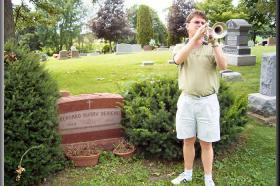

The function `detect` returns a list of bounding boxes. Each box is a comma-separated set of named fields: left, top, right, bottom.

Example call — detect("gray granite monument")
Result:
left=58, top=50, right=69, bottom=60
left=220, top=69, right=242, bottom=81
left=223, top=19, right=256, bottom=66
left=248, top=53, right=276, bottom=123
left=115, top=44, right=141, bottom=55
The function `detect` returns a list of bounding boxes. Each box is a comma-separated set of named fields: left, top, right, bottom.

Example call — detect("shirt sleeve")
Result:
left=172, top=44, right=184, bottom=65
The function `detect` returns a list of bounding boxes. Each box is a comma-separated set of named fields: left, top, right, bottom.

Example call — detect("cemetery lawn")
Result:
left=41, top=46, right=276, bottom=185
left=40, top=119, right=276, bottom=186
left=45, top=46, right=275, bottom=97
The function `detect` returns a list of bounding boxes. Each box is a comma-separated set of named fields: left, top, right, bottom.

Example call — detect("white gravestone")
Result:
left=115, top=44, right=141, bottom=55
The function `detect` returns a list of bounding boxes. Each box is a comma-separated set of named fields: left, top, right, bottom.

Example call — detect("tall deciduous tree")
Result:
left=238, top=0, right=276, bottom=43
left=4, top=0, right=59, bottom=44
left=136, top=5, right=154, bottom=46
left=90, top=0, right=132, bottom=52
left=196, top=0, right=247, bottom=23
left=56, top=0, right=84, bottom=50
left=150, top=9, right=168, bottom=46
left=167, top=0, right=194, bottom=45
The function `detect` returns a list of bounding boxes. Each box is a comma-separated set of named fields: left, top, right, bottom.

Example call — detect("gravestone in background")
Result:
left=71, top=51, right=79, bottom=58
left=142, top=61, right=154, bottom=66
left=58, top=50, right=69, bottom=60
left=248, top=53, right=276, bottom=124
left=131, top=44, right=142, bottom=52
left=156, top=47, right=169, bottom=51
left=115, top=43, right=141, bottom=54
left=220, top=70, right=242, bottom=81
left=58, top=93, right=124, bottom=150
left=222, top=19, right=256, bottom=66
left=70, top=45, right=79, bottom=58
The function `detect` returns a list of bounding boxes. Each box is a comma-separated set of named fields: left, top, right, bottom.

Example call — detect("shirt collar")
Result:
left=185, top=38, right=208, bottom=45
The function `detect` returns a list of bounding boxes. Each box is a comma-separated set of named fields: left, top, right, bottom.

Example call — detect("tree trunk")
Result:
left=4, top=0, right=15, bottom=43
left=109, top=40, right=112, bottom=53
left=252, top=31, right=256, bottom=44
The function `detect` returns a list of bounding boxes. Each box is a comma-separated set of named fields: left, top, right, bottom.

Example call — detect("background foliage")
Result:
left=136, top=5, right=154, bottom=47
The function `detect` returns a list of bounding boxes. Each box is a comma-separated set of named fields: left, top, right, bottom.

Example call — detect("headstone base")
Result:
left=61, top=137, right=123, bottom=151
left=248, top=93, right=276, bottom=117
left=220, top=71, right=242, bottom=81
left=142, top=61, right=154, bottom=66
left=61, top=128, right=124, bottom=145
left=224, top=54, right=256, bottom=66
left=247, top=112, right=276, bottom=126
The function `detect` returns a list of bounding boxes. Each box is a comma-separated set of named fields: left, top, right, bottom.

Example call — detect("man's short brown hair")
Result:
left=185, top=10, right=208, bottom=23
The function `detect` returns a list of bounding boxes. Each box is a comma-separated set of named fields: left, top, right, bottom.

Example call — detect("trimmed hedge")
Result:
left=4, top=41, right=68, bottom=185
left=121, top=78, right=248, bottom=160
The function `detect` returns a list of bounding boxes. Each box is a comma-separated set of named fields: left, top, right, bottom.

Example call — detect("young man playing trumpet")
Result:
left=171, top=10, right=227, bottom=186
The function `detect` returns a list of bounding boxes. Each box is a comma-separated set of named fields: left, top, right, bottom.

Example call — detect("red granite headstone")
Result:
left=57, top=93, right=124, bottom=150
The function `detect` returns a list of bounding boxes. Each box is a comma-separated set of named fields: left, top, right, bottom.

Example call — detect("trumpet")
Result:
left=205, top=22, right=227, bottom=40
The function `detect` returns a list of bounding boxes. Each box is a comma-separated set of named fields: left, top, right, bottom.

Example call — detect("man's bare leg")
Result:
left=183, top=137, right=196, bottom=170
left=200, top=140, right=215, bottom=186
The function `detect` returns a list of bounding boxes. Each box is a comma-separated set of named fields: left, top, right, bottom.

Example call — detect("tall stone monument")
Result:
left=223, top=19, right=256, bottom=66
left=248, top=53, right=276, bottom=124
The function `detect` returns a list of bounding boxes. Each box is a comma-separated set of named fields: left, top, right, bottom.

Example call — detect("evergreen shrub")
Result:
left=136, top=5, right=154, bottom=46
left=102, top=44, right=111, bottom=54
left=121, top=78, right=248, bottom=160
left=4, top=41, right=68, bottom=186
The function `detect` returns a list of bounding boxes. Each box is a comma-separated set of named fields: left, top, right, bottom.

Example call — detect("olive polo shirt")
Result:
left=172, top=42, right=219, bottom=97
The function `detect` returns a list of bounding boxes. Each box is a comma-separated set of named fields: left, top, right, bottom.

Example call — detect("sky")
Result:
left=12, top=0, right=239, bottom=26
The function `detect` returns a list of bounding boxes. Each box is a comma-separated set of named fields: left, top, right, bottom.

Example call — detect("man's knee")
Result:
left=184, top=137, right=196, bottom=146
left=199, top=140, right=212, bottom=150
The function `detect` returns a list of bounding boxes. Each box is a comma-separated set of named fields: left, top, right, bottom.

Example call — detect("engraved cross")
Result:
left=86, top=99, right=93, bottom=109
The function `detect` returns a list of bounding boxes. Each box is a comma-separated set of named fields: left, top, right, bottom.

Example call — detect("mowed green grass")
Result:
left=41, top=46, right=276, bottom=185
left=44, top=51, right=176, bottom=95
left=44, top=46, right=275, bottom=96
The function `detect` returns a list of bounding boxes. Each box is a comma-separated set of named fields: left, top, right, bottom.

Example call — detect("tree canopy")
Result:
left=238, top=0, right=276, bottom=43
left=196, top=0, right=247, bottom=23
left=89, top=0, right=132, bottom=51
left=167, top=0, right=195, bottom=45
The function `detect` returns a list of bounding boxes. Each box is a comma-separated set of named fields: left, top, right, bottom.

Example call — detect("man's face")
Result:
left=186, top=16, right=206, bottom=36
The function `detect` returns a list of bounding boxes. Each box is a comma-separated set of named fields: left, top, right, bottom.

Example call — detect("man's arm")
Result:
left=173, top=39, right=198, bottom=65
left=212, top=45, right=227, bottom=70
left=174, top=24, right=208, bottom=65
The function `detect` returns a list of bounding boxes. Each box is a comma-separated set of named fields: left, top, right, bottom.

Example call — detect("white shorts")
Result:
left=175, top=93, right=220, bottom=142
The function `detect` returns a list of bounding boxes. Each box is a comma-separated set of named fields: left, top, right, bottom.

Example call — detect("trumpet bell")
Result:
left=212, top=22, right=227, bottom=39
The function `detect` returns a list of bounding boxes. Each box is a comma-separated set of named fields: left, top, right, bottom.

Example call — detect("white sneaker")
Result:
left=205, top=179, right=215, bottom=186
left=171, top=172, right=192, bottom=185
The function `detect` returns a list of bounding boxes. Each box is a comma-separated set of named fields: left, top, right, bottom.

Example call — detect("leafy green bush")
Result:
left=4, top=41, right=68, bottom=186
left=121, top=78, right=248, bottom=160
left=102, top=44, right=111, bottom=54
left=217, top=81, right=248, bottom=149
